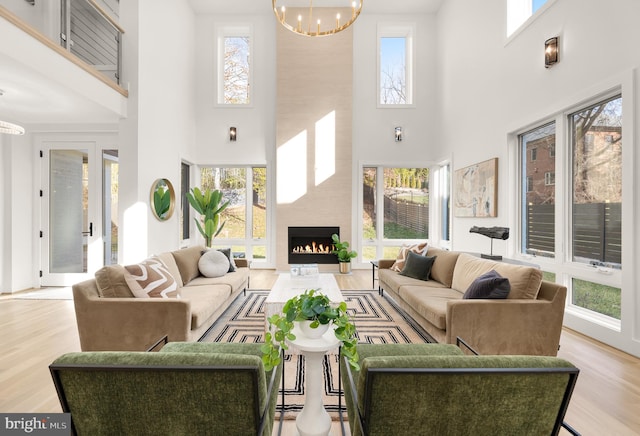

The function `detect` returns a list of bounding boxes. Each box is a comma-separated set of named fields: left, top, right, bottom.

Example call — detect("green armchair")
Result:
left=340, top=343, right=579, bottom=436
left=50, top=342, right=282, bottom=436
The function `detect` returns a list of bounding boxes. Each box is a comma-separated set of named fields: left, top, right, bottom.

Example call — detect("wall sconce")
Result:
left=229, top=127, right=237, bottom=142
left=545, top=37, right=559, bottom=68
left=394, top=126, right=403, bottom=142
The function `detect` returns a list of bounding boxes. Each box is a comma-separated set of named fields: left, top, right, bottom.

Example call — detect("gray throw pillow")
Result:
left=399, top=251, right=436, bottom=281
left=217, top=248, right=237, bottom=272
left=198, top=249, right=230, bottom=278
left=463, top=270, right=511, bottom=299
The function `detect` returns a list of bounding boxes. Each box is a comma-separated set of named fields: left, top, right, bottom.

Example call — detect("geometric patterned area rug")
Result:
left=199, top=289, right=435, bottom=419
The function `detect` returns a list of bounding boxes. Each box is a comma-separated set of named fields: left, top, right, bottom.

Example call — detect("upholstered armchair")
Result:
left=340, top=343, right=580, bottom=436
left=50, top=342, right=282, bottom=436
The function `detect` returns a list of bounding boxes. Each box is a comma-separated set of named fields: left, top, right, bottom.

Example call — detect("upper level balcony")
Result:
left=0, top=0, right=127, bottom=126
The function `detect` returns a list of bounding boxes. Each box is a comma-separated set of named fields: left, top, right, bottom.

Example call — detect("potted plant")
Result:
left=331, top=233, right=357, bottom=274
left=186, top=187, right=230, bottom=247
left=261, top=289, right=359, bottom=371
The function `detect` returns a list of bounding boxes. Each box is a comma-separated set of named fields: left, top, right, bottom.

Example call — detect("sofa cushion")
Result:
left=217, top=248, right=237, bottom=272
left=452, top=253, right=542, bottom=300
left=94, top=264, right=134, bottom=298
left=124, top=257, right=179, bottom=298
left=399, top=252, right=436, bottom=281
left=188, top=268, right=248, bottom=291
left=198, top=249, right=230, bottom=278
left=379, top=269, right=448, bottom=292
left=180, top=285, right=232, bottom=329
left=426, top=248, right=460, bottom=287
left=391, top=242, right=428, bottom=272
left=398, top=286, right=463, bottom=330
left=463, top=270, right=511, bottom=299
left=171, top=245, right=205, bottom=285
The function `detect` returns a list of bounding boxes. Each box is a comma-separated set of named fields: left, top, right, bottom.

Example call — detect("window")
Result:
left=549, top=144, right=555, bottom=158
left=217, top=26, right=252, bottom=105
left=362, top=166, right=429, bottom=260
left=507, top=0, right=552, bottom=37
left=378, top=24, right=414, bottom=106
left=570, top=96, right=622, bottom=268
left=544, top=172, right=555, bottom=185
left=200, top=166, right=268, bottom=261
left=180, top=162, right=190, bottom=241
left=519, top=122, right=555, bottom=258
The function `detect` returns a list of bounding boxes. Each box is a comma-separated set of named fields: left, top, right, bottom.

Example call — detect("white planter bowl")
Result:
left=298, top=320, right=330, bottom=339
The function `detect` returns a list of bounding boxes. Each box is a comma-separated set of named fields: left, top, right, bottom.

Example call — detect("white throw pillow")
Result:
left=198, top=249, right=230, bottom=278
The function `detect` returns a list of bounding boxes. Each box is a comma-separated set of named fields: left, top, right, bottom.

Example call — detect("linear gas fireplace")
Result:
left=288, top=226, right=339, bottom=264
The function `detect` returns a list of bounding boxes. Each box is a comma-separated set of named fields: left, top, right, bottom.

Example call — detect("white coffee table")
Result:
left=264, top=273, right=343, bottom=322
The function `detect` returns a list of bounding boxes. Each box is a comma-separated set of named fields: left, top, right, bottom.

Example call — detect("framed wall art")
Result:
left=454, top=158, right=498, bottom=217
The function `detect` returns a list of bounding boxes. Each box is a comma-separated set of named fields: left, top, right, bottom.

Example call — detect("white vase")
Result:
left=298, top=320, right=330, bottom=339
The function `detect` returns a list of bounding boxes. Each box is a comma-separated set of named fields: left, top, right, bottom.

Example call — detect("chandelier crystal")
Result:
left=273, top=0, right=363, bottom=37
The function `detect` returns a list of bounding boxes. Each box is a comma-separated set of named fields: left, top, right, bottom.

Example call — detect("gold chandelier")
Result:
left=272, top=0, right=363, bottom=37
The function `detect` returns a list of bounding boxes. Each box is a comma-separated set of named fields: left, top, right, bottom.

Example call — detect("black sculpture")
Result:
left=469, top=226, right=509, bottom=260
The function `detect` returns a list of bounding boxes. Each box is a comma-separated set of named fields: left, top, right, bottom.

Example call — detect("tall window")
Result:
left=378, top=24, right=414, bottom=106
left=200, top=167, right=267, bottom=261
left=519, top=122, right=556, bottom=258
left=217, top=26, right=252, bottom=105
left=570, top=95, right=622, bottom=319
left=362, top=167, right=429, bottom=260
left=180, top=162, right=190, bottom=241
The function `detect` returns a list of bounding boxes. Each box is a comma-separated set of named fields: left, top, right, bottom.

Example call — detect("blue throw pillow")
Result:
left=463, top=270, right=511, bottom=299
left=399, top=251, right=436, bottom=281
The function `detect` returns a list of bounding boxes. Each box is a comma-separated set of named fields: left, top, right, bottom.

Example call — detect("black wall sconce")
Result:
left=394, top=126, right=403, bottom=142
left=545, top=37, right=559, bottom=68
left=229, top=127, right=237, bottom=141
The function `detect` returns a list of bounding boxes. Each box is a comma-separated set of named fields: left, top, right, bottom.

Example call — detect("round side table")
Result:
left=288, top=324, right=340, bottom=436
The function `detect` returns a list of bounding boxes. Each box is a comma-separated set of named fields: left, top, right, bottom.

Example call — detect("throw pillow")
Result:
left=399, top=251, right=436, bottom=281
left=216, top=247, right=237, bottom=272
left=198, top=249, right=230, bottom=278
left=171, top=245, right=205, bottom=284
left=94, top=264, right=134, bottom=298
left=391, top=242, right=429, bottom=272
left=463, top=270, right=511, bottom=299
left=124, top=257, right=179, bottom=298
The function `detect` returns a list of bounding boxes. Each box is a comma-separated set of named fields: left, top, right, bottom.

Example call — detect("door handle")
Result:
left=82, top=222, right=93, bottom=237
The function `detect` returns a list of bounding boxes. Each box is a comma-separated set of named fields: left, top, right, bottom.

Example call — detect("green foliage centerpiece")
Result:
left=262, top=289, right=359, bottom=371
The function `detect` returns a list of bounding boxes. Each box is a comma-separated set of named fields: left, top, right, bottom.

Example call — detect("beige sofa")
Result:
left=72, top=245, right=249, bottom=351
left=378, top=248, right=567, bottom=356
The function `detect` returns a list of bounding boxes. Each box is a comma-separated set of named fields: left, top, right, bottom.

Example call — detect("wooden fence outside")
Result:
left=526, top=202, right=621, bottom=264
left=384, top=195, right=429, bottom=235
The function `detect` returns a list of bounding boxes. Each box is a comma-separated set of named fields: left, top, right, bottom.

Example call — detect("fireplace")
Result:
left=288, top=226, right=339, bottom=264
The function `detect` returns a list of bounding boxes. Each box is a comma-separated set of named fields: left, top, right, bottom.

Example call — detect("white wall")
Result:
left=118, top=0, right=197, bottom=261
left=353, top=14, right=438, bottom=165
left=193, top=14, right=276, bottom=166
left=437, top=0, right=640, bottom=356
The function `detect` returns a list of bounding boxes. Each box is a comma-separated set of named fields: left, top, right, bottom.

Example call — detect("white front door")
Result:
left=40, top=143, right=118, bottom=286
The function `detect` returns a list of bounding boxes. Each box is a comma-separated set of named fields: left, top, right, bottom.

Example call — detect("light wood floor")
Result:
left=1, top=269, right=639, bottom=435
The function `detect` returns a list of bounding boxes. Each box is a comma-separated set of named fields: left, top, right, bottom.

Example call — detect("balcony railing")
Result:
left=0, top=0, right=124, bottom=91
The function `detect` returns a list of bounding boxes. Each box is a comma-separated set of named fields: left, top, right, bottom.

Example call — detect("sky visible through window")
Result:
left=380, top=37, right=406, bottom=104
left=533, top=0, right=547, bottom=13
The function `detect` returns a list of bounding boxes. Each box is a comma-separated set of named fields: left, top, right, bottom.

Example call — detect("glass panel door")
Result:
left=41, top=144, right=108, bottom=286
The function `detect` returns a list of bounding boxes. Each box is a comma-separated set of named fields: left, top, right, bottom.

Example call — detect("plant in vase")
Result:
left=186, top=187, right=230, bottom=247
left=261, top=289, right=359, bottom=371
left=331, top=233, right=357, bottom=274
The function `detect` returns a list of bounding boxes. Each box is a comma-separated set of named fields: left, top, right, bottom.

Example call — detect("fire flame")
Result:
left=292, top=241, right=333, bottom=254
